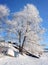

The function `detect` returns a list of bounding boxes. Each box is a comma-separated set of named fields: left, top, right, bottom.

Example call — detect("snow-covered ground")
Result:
left=0, top=52, right=48, bottom=65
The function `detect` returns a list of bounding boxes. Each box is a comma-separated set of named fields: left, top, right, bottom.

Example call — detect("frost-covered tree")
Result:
left=5, top=4, right=45, bottom=55
left=0, top=5, right=10, bottom=40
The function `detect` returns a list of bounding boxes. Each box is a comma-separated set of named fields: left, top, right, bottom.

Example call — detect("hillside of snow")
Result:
left=0, top=53, right=48, bottom=65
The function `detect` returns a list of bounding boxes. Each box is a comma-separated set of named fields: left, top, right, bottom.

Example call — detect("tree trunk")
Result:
left=18, top=29, right=27, bottom=54
left=18, top=31, right=23, bottom=54
left=19, top=36, right=26, bottom=55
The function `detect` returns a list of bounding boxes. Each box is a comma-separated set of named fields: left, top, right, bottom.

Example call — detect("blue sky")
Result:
left=0, top=0, right=48, bottom=48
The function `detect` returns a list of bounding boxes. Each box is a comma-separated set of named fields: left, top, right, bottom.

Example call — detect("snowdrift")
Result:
left=0, top=53, right=48, bottom=65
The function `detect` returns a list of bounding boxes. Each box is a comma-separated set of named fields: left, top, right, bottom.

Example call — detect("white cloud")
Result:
left=0, top=5, right=10, bottom=18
